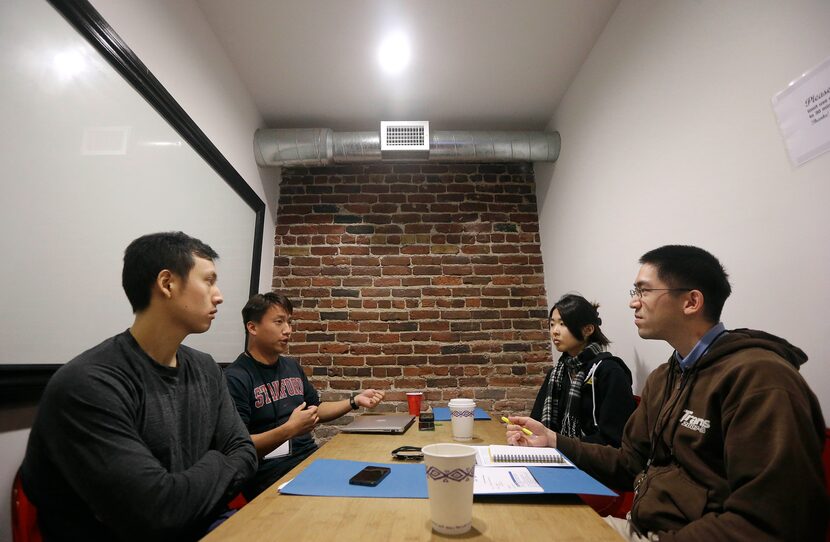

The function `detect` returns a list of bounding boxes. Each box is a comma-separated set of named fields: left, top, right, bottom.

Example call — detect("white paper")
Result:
left=264, top=440, right=290, bottom=460
left=473, top=467, right=543, bottom=494
left=772, top=55, right=830, bottom=166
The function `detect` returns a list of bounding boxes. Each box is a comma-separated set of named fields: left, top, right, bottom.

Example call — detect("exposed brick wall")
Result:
left=273, top=162, right=551, bottom=441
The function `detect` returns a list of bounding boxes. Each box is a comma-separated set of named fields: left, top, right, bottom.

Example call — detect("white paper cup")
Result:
left=422, top=443, right=476, bottom=535
left=448, top=398, right=476, bottom=441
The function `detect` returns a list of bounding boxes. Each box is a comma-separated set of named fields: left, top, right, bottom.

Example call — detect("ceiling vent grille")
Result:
left=380, top=121, right=429, bottom=152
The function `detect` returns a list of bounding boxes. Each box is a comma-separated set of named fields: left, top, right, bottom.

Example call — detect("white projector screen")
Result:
left=0, top=0, right=264, bottom=381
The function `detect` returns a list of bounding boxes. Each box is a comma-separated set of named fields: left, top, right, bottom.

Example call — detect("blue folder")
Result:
left=526, top=466, right=616, bottom=496
left=432, top=407, right=491, bottom=421
left=280, top=459, right=427, bottom=498
left=279, top=459, right=616, bottom=498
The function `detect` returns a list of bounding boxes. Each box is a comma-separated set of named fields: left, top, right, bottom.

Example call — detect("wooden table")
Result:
left=204, top=417, right=623, bottom=541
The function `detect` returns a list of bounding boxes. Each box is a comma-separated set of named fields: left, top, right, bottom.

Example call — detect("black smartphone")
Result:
left=348, top=466, right=391, bottom=487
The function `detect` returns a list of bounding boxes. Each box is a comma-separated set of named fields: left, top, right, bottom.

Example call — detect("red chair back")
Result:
left=823, top=428, right=830, bottom=542
left=579, top=493, right=628, bottom=518
left=227, top=492, right=248, bottom=510
left=12, top=469, right=42, bottom=542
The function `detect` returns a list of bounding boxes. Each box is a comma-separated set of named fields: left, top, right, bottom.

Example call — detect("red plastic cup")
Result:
left=406, top=392, right=423, bottom=415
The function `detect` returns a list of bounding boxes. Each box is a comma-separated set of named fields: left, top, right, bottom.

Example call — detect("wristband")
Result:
left=349, top=395, right=359, bottom=410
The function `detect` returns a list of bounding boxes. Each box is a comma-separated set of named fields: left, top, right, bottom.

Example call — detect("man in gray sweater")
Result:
left=21, top=232, right=257, bottom=541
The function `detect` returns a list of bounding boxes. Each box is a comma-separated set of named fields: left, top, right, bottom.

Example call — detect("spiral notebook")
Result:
left=474, top=445, right=575, bottom=468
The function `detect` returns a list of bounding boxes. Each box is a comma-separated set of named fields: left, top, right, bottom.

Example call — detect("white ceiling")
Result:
left=196, top=0, right=620, bottom=132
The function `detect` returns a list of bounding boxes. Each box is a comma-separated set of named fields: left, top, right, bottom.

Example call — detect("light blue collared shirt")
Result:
left=674, top=322, right=726, bottom=371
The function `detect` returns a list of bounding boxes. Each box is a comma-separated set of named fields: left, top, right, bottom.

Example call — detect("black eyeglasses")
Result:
left=629, top=287, right=692, bottom=299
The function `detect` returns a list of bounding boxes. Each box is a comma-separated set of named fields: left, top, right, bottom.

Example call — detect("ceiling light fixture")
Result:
left=52, top=49, right=87, bottom=80
left=378, top=32, right=411, bottom=75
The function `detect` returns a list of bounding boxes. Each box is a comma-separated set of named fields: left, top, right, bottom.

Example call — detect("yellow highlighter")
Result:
left=501, top=416, right=533, bottom=436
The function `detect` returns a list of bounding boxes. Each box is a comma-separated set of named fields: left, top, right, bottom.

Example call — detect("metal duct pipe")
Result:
left=254, top=128, right=560, bottom=166
left=333, top=131, right=381, bottom=162
left=253, top=128, right=333, bottom=167
left=429, top=131, right=560, bottom=162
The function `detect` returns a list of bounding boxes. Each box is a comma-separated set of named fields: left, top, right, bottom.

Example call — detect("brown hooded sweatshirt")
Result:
left=557, top=329, right=828, bottom=541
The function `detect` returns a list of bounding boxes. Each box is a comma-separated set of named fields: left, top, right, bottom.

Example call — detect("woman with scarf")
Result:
left=530, top=294, right=636, bottom=447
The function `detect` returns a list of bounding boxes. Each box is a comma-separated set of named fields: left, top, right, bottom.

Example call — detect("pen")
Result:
left=501, top=416, right=533, bottom=436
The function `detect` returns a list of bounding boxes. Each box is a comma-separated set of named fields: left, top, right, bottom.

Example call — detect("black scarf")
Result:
left=541, top=342, right=604, bottom=437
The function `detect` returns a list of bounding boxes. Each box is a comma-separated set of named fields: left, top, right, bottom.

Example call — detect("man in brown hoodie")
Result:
left=507, top=245, right=828, bottom=541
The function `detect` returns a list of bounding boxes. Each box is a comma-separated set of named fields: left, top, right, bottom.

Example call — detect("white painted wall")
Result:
left=0, top=1, right=277, bottom=539
left=536, top=0, right=830, bottom=418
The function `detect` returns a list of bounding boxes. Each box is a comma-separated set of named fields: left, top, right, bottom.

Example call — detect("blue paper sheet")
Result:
left=432, top=407, right=491, bottom=421
left=279, top=459, right=616, bottom=498
left=280, top=459, right=428, bottom=498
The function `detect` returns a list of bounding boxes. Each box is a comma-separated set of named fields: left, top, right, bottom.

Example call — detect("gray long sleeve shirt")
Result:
left=21, top=330, right=257, bottom=541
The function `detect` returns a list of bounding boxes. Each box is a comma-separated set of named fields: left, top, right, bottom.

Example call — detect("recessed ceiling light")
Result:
left=378, top=32, right=411, bottom=75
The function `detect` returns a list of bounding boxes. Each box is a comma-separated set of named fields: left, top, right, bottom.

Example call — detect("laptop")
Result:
left=340, top=413, right=416, bottom=434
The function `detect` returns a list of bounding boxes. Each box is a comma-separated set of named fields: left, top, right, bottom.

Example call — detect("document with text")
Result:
left=474, top=467, right=544, bottom=494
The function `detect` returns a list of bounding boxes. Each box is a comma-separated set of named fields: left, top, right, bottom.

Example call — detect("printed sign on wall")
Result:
left=772, top=56, right=830, bottom=167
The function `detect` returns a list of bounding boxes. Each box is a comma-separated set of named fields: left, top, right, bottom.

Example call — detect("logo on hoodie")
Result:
left=679, top=409, right=711, bottom=434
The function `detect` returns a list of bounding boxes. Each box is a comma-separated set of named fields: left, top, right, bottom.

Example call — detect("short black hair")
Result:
left=550, top=293, right=610, bottom=346
left=122, top=232, right=218, bottom=313
left=242, top=292, right=294, bottom=334
left=639, top=245, right=732, bottom=322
